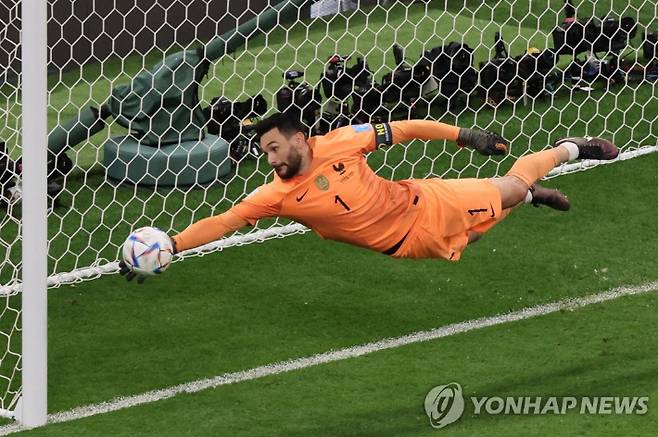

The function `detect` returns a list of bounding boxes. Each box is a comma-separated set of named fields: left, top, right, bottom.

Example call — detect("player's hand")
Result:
left=457, top=128, right=508, bottom=156
left=118, top=260, right=147, bottom=284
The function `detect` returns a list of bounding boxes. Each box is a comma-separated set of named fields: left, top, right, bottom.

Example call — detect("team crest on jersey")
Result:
left=315, top=174, right=330, bottom=191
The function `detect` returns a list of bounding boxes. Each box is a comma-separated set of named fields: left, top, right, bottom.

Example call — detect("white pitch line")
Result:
left=1, top=280, right=656, bottom=435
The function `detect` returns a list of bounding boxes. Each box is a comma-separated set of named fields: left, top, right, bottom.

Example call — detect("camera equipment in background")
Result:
left=1, top=141, right=73, bottom=211
left=552, top=0, right=637, bottom=86
left=0, top=141, right=19, bottom=210
left=315, top=42, right=481, bottom=126
left=344, top=56, right=388, bottom=124
left=418, top=41, right=478, bottom=110
left=479, top=32, right=560, bottom=106
left=275, top=70, right=323, bottom=134
left=319, top=55, right=362, bottom=133
left=205, top=94, right=268, bottom=163
left=643, top=29, right=658, bottom=80
left=380, top=44, right=438, bottom=118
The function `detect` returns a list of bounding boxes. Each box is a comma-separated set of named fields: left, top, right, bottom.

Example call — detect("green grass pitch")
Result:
left=1, top=0, right=658, bottom=434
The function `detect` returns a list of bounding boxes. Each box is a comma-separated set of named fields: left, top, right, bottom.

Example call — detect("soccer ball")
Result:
left=122, top=226, right=174, bottom=275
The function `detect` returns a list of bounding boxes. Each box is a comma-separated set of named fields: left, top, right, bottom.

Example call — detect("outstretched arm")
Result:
left=389, top=120, right=460, bottom=143
left=169, top=183, right=281, bottom=253
left=387, top=120, right=508, bottom=155
left=171, top=210, right=248, bottom=253
left=118, top=211, right=249, bottom=282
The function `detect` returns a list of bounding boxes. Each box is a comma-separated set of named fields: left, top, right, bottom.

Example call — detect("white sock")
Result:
left=560, top=141, right=579, bottom=161
left=524, top=190, right=533, bottom=204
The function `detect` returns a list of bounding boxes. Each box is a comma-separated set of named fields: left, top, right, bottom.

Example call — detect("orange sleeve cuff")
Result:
left=171, top=211, right=248, bottom=252
left=389, top=120, right=460, bottom=143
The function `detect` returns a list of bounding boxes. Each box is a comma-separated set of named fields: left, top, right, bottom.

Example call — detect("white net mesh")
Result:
left=0, top=0, right=657, bottom=415
left=0, top=0, right=23, bottom=416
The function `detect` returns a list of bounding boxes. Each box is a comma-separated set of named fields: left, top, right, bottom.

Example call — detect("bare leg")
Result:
left=489, top=145, right=571, bottom=209
left=488, top=176, right=529, bottom=209
left=470, top=138, right=618, bottom=243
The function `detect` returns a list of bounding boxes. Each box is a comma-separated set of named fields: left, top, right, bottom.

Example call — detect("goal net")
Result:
left=0, top=0, right=657, bottom=419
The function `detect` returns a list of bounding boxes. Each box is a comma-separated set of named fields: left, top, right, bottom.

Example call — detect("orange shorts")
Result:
left=392, top=178, right=503, bottom=261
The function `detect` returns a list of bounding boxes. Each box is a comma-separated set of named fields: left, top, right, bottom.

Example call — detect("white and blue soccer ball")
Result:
left=122, top=226, right=174, bottom=275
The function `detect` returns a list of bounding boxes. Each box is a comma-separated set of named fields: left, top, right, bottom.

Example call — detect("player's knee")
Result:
left=507, top=176, right=529, bottom=204
left=491, top=176, right=528, bottom=209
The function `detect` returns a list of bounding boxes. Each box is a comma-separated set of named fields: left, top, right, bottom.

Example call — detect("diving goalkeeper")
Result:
left=120, top=112, right=618, bottom=279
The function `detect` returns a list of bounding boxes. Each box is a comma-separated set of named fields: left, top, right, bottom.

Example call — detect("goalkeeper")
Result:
left=121, top=112, right=618, bottom=278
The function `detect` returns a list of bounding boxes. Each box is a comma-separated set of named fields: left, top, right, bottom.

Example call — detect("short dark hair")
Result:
left=255, top=112, right=306, bottom=138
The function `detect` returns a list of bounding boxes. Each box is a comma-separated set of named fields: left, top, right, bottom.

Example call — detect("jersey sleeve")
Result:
left=312, top=123, right=394, bottom=156
left=389, top=120, right=460, bottom=143
left=230, top=183, right=282, bottom=226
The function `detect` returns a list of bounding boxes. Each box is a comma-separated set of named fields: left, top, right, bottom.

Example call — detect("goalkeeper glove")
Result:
left=118, top=260, right=148, bottom=284
left=457, top=128, right=508, bottom=156
left=118, top=237, right=177, bottom=284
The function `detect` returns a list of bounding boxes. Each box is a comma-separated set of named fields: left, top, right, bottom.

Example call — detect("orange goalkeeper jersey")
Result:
left=231, top=123, right=425, bottom=253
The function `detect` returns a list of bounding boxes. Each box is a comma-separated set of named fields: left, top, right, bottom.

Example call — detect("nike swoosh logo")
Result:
left=490, top=203, right=495, bottom=218
left=296, top=189, right=309, bottom=202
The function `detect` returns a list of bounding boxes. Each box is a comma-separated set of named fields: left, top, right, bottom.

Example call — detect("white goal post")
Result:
left=18, top=0, right=48, bottom=428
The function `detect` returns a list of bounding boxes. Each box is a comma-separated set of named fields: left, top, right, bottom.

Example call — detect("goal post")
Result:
left=1, top=0, right=657, bottom=426
left=19, top=0, right=48, bottom=427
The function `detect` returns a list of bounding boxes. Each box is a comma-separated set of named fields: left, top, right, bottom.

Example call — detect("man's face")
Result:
left=259, top=128, right=305, bottom=179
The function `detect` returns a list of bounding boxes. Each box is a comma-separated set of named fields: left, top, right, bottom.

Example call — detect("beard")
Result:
left=274, top=148, right=303, bottom=179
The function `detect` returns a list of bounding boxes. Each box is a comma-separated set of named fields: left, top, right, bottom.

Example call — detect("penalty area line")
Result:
left=2, top=280, right=657, bottom=434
